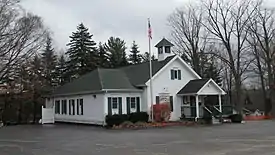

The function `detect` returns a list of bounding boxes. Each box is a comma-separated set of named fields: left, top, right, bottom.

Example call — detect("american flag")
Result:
left=148, top=18, right=152, bottom=39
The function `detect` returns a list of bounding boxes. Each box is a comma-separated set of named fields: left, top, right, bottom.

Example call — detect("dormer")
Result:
left=155, top=38, right=174, bottom=61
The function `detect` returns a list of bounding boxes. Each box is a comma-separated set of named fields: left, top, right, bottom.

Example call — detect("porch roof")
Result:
left=177, top=78, right=226, bottom=96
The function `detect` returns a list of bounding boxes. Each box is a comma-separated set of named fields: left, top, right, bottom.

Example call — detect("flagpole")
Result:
left=148, top=18, right=154, bottom=122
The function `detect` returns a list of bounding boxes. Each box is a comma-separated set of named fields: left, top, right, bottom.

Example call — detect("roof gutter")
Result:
left=102, top=89, right=143, bottom=92
left=47, top=90, right=105, bottom=98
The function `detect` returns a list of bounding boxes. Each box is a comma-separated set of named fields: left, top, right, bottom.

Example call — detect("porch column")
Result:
left=195, top=95, right=199, bottom=121
left=218, top=94, right=222, bottom=113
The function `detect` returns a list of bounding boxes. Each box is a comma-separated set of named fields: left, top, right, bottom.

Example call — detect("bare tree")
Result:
left=168, top=4, right=208, bottom=76
left=201, top=0, right=259, bottom=113
left=0, top=0, right=47, bottom=83
left=247, top=3, right=275, bottom=115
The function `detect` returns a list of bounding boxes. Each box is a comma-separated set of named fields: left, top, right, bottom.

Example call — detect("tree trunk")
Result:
left=17, top=100, right=22, bottom=124
left=234, top=76, right=243, bottom=114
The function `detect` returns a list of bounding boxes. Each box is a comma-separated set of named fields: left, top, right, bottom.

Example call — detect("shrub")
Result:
left=105, top=114, right=128, bottom=127
left=229, top=114, right=243, bottom=123
left=151, top=103, right=171, bottom=122
left=105, top=112, right=149, bottom=127
left=129, top=112, right=149, bottom=123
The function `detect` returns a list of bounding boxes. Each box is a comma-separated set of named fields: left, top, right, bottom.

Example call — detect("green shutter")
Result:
left=178, top=70, right=181, bottom=80
left=72, top=101, right=75, bottom=115
left=77, top=99, right=79, bottom=115
left=170, top=96, right=174, bottom=112
left=126, top=97, right=131, bottom=114
left=108, top=97, right=112, bottom=115
left=156, top=96, right=160, bottom=104
left=118, top=97, right=122, bottom=114
left=171, top=70, right=174, bottom=80
left=80, top=99, right=83, bottom=115
left=69, top=101, right=71, bottom=115
left=136, top=97, right=140, bottom=112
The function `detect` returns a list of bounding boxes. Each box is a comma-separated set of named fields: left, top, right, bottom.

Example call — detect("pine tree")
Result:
left=98, top=42, right=109, bottom=68
left=129, top=41, right=142, bottom=64
left=105, top=37, right=128, bottom=68
left=41, top=35, right=57, bottom=88
left=29, top=55, right=44, bottom=123
left=66, top=23, right=98, bottom=78
left=141, top=52, right=157, bottom=62
left=56, top=54, right=68, bottom=85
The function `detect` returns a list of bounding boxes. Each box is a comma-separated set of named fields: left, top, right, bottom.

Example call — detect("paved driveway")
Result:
left=0, top=121, right=275, bottom=155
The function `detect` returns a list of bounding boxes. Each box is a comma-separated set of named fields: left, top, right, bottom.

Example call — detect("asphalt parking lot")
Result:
left=0, top=120, right=275, bottom=155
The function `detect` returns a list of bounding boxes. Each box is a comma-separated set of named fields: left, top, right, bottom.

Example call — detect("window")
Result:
left=108, top=97, right=122, bottom=115
left=61, top=100, right=67, bottom=114
left=165, top=46, right=171, bottom=53
left=171, top=69, right=181, bottom=80
left=55, top=100, right=60, bottom=114
left=158, top=47, right=163, bottom=54
left=126, top=97, right=140, bottom=114
left=112, top=98, right=118, bottom=109
left=130, top=97, right=136, bottom=109
left=69, top=99, right=75, bottom=115
left=77, top=99, right=84, bottom=115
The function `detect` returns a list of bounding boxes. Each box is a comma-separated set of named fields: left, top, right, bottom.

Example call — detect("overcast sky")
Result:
left=21, top=0, right=275, bottom=56
left=20, top=0, right=191, bottom=56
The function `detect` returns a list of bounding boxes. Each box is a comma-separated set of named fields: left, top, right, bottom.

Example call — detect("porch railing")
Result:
left=181, top=106, right=197, bottom=118
left=214, top=105, right=234, bottom=116
left=181, top=105, right=234, bottom=120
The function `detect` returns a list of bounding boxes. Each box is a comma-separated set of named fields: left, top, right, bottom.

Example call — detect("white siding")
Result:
left=141, top=88, right=148, bottom=112
left=145, top=58, right=199, bottom=121
left=53, top=94, right=105, bottom=125
left=104, top=92, right=142, bottom=115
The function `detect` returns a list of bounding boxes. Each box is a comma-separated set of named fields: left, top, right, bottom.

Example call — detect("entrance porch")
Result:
left=177, top=79, right=226, bottom=122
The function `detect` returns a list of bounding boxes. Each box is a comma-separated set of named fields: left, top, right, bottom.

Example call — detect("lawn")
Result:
left=0, top=120, right=275, bottom=155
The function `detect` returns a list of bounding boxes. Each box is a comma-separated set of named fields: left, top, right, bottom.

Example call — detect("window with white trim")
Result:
left=61, top=99, right=67, bottom=114
left=69, top=99, right=75, bottom=115
left=165, top=46, right=171, bottom=53
left=112, top=97, right=118, bottom=109
left=158, top=47, right=163, bottom=54
left=55, top=100, right=60, bottom=114
left=130, top=97, right=136, bottom=109
left=171, top=69, right=181, bottom=80
left=77, top=98, right=84, bottom=115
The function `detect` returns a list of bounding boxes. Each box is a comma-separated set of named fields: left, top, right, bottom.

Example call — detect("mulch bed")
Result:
left=244, top=115, right=273, bottom=121
left=111, top=121, right=200, bottom=130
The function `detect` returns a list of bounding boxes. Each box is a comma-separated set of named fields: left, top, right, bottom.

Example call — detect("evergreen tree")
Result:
left=129, top=41, right=142, bottom=64
left=105, top=37, right=128, bottom=68
left=66, top=23, right=98, bottom=78
left=56, top=54, right=68, bottom=85
left=141, top=52, right=157, bottom=62
left=98, top=42, right=109, bottom=68
left=41, top=35, right=57, bottom=88
left=29, top=55, right=44, bottom=123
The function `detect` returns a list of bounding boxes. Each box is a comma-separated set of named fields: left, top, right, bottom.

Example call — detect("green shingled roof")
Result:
left=121, top=55, right=175, bottom=86
left=177, top=79, right=210, bottom=94
left=98, top=69, right=137, bottom=90
left=53, top=69, right=102, bottom=96
left=52, top=56, right=176, bottom=96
